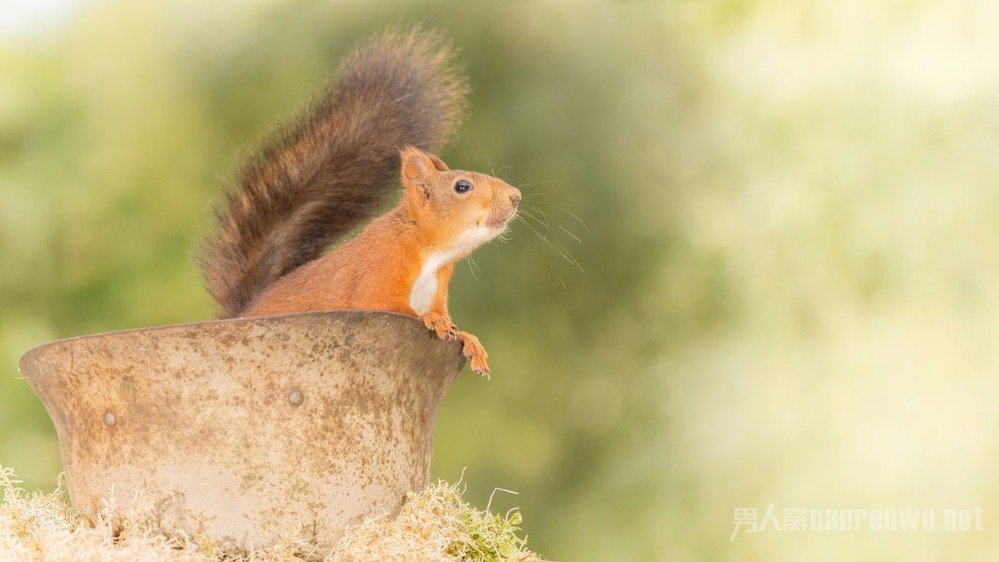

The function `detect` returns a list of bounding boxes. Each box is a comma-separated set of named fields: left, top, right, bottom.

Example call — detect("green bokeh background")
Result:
left=2, top=1, right=998, bottom=560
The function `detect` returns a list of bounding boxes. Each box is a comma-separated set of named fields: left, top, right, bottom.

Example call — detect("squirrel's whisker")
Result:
left=519, top=208, right=551, bottom=230
left=556, top=224, right=582, bottom=244
left=465, top=252, right=480, bottom=281
left=520, top=206, right=583, bottom=246
left=516, top=212, right=583, bottom=272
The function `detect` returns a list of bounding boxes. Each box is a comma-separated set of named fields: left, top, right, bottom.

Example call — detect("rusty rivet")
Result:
left=288, top=389, right=304, bottom=406
left=103, top=411, right=116, bottom=427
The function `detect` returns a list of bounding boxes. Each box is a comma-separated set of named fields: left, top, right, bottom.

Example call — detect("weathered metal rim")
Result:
left=17, top=310, right=460, bottom=373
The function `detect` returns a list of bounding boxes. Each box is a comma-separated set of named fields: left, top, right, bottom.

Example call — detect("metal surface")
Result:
left=18, top=311, right=465, bottom=551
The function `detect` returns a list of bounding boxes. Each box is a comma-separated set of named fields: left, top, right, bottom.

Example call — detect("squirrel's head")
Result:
left=400, top=146, right=521, bottom=255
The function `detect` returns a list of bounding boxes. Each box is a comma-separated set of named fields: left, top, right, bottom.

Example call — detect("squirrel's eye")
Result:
left=454, top=179, right=472, bottom=194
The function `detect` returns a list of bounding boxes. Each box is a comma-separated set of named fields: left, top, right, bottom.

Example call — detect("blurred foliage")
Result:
left=2, top=1, right=998, bottom=560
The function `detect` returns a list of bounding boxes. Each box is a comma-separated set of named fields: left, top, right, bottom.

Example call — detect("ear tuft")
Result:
left=428, top=154, right=449, bottom=172
left=401, top=146, right=446, bottom=185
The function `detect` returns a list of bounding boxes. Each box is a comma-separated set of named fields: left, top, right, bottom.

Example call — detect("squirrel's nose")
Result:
left=509, top=190, right=522, bottom=206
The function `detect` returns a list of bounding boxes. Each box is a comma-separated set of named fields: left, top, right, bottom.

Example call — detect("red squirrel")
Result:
left=198, top=30, right=519, bottom=376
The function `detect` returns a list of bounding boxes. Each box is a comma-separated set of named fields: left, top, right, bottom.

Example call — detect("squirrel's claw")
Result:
left=457, top=331, right=490, bottom=378
left=421, top=312, right=458, bottom=341
left=421, top=314, right=490, bottom=377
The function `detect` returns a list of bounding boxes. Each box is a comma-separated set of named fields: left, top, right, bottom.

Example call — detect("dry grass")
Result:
left=0, top=467, right=543, bottom=562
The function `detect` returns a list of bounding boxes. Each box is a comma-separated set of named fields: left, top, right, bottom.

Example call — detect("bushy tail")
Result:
left=198, top=29, right=468, bottom=317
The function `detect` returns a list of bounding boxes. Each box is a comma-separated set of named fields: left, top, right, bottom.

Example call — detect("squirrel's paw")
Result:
left=457, top=331, right=490, bottom=378
left=421, top=312, right=458, bottom=341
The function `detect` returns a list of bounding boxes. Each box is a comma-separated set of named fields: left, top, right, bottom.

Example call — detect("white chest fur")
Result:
left=409, top=251, right=453, bottom=314
left=408, top=226, right=494, bottom=315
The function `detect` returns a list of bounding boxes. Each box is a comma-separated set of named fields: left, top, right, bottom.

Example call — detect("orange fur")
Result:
left=246, top=147, right=521, bottom=376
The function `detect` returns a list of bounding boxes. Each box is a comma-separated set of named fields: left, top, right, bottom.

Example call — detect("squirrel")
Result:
left=197, top=29, right=520, bottom=376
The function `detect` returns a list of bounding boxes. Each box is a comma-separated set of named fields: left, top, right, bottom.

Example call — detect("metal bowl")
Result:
left=17, top=311, right=464, bottom=551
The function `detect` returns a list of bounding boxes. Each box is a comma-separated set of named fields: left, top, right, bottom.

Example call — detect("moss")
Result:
left=0, top=467, right=543, bottom=561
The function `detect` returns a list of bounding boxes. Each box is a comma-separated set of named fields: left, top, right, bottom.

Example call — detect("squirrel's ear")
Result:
left=400, top=147, right=446, bottom=194
left=427, top=153, right=449, bottom=172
